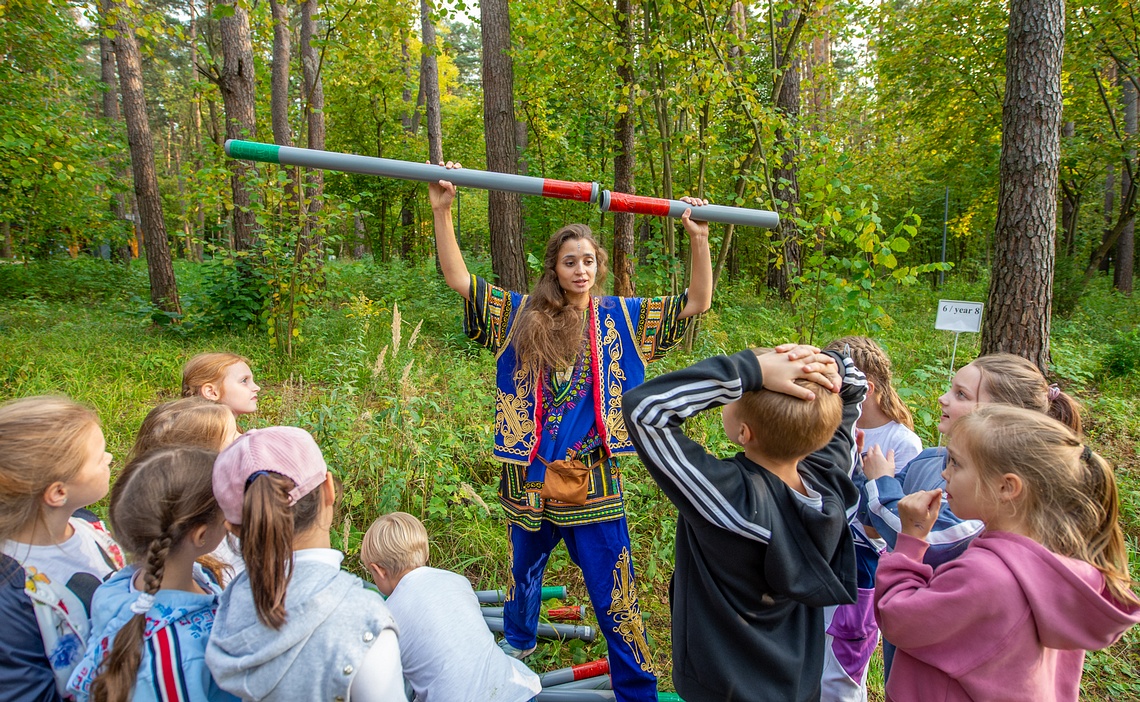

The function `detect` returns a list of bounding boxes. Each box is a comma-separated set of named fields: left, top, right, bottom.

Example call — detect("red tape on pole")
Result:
left=541, top=179, right=596, bottom=202
left=573, top=659, right=610, bottom=681
left=603, top=192, right=672, bottom=216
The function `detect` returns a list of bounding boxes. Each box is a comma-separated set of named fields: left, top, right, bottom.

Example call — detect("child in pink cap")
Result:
left=206, top=427, right=409, bottom=702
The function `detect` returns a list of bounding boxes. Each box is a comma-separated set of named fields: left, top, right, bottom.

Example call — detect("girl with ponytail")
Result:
left=205, top=427, right=407, bottom=702
left=67, top=447, right=235, bottom=702
left=876, top=405, right=1139, bottom=701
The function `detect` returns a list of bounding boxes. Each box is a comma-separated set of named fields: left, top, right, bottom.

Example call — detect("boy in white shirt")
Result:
left=362, top=513, right=541, bottom=702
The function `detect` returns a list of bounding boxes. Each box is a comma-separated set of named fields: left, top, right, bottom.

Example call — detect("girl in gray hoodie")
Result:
left=206, top=426, right=408, bottom=702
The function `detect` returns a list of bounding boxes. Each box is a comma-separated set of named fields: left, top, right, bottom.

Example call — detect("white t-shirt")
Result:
left=386, top=567, right=541, bottom=702
left=861, top=421, right=923, bottom=473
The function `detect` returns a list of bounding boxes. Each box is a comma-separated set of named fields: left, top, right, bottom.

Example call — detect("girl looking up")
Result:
left=0, top=396, right=125, bottom=701
left=181, top=353, right=260, bottom=416
left=205, top=427, right=407, bottom=702
left=430, top=163, right=714, bottom=702
left=67, top=447, right=237, bottom=702
left=862, top=353, right=1082, bottom=567
left=875, top=405, right=1139, bottom=702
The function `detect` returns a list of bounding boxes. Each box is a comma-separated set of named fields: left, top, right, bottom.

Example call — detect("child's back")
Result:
left=624, top=348, right=867, bottom=702
left=385, top=566, right=540, bottom=702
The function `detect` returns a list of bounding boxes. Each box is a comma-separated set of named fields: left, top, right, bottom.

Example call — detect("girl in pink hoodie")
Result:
left=875, top=405, right=1140, bottom=702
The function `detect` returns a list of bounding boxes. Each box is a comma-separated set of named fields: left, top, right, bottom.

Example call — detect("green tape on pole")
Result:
left=541, top=586, right=567, bottom=600
left=657, top=693, right=684, bottom=702
left=226, top=139, right=281, bottom=164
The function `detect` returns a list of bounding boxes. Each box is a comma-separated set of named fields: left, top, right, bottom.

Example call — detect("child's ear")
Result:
left=367, top=562, right=385, bottom=582
left=997, top=473, right=1024, bottom=503
left=865, top=378, right=877, bottom=398
left=321, top=472, right=336, bottom=506
left=200, top=383, right=221, bottom=401
left=224, top=520, right=240, bottom=537
left=189, top=523, right=211, bottom=549
left=738, top=421, right=754, bottom=446
left=43, top=481, right=68, bottom=508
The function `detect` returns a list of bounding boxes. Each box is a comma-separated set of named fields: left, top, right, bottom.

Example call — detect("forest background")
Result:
left=1, top=0, right=1139, bottom=697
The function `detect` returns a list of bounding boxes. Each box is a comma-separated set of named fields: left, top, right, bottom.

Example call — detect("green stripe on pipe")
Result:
left=542, top=586, right=567, bottom=600
left=225, top=139, right=282, bottom=164
left=657, top=694, right=684, bottom=701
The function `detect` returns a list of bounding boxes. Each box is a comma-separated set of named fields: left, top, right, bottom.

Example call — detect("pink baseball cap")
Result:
left=213, top=426, right=329, bottom=525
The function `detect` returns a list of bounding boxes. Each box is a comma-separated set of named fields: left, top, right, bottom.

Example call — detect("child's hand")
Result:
left=428, top=160, right=460, bottom=211
left=754, top=348, right=839, bottom=400
left=862, top=444, right=896, bottom=480
left=898, top=489, right=942, bottom=540
left=773, top=343, right=841, bottom=392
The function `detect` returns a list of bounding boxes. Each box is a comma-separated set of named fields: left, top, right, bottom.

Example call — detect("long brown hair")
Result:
left=92, top=448, right=223, bottom=702
left=827, top=336, right=914, bottom=429
left=237, top=472, right=328, bottom=629
left=110, top=398, right=233, bottom=519
left=0, top=396, right=99, bottom=544
left=181, top=352, right=248, bottom=398
left=952, top=406, right=1137, bottom=606
left=512, top=224, right=609, bottom=374
left=970, top=353, right=1082, bottom=434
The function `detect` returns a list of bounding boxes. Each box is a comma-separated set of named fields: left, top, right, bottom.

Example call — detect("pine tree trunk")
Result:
left=104, top=0, right=181, bottom=314
left=301, top=0, right=325, bottom=253
left=611, top=0, right=636, bottom=297
left=1116, top=77, right=1135, bottom=293
left=218, top=0, right=258, bottom=251
left=980, top=0, right=1064, bottom=372
left=481, top=0, right=527, bottom=292
left=99, top=25, right=132, bottom=265
left=421, top=0, right=443, bottom=164
left=767, top=7, right=802, bottom=300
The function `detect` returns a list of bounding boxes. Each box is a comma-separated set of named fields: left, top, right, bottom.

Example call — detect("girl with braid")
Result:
left=430, top=165, right=714, bottom=702
left=67, top=447, right=236, bottom=702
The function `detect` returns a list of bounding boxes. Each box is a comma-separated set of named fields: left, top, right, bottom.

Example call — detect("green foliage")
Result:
left=0, top=258, right=145, bottom=303
left=1101, top=328, right=1140, bottom=379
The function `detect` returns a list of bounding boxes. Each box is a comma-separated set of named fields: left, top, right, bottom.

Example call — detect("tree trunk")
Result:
left=301, top=0, right=325, bottom=253
left=767, top=5, right=802, bottom=300
left=187, top=2, right=204, bottom=258
left=1116, top=77, right=1135, bottom=293
left=1060, top=122, right=1078, bottom=256
left=1, top=221, right=11, bottom=259
left=1101, top=163, right=1115, bottom=272
left=481, top=0, right=527, bottom=292
left=269, top=0, right=293, bottom=148
left=99, top=24, right=133, bottom=265
left=980, top=0, right=1064, bottom=372
left=104, top=0, right=181, bottom=315
left=421, top=0, right=443, bottom=163
left=610, top=0, right=636, bottom=297
left=218, top=0, right=258, bottom=251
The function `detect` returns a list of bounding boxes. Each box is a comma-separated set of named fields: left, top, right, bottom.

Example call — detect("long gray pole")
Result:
left=482, top=616, right=596, bottom=642
left=225, top=140, right=781, bottom=229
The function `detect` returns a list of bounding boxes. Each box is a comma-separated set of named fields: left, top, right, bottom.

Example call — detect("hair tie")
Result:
left=1048, top=384, right=1061, bottom=402
left=130, top=592, right=156, bottom=615
left=1080, top=445, right=1092, bottom=462
left=244, top=470, right=273, bottom=491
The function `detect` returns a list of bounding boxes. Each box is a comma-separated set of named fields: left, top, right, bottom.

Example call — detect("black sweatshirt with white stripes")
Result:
left=624, top=349, right=866, bottom=702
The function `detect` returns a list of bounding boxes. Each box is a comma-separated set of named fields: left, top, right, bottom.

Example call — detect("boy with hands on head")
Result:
left=624, top=344, right=867, bottom=702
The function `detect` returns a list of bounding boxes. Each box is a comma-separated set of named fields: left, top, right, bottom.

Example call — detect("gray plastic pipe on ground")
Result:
left=483, top=616, right=596, bottom=642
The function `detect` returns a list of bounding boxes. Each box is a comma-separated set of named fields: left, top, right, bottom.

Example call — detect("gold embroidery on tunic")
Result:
left=602, top=316, right=629, bottom=442
left=497, top=368, right=535, bottom=449
left=607, top=547, right=654, bottom=673
left=505, top=525, right=516, bottom=602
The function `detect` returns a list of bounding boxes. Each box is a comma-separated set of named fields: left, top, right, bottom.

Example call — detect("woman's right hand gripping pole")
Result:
left=429, top=160, right=471, bottom=299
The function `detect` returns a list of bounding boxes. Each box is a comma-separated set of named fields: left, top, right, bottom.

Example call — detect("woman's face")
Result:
left=554, top=238, right=597, bottom=302
left=937, top=363, right=989, bottom=435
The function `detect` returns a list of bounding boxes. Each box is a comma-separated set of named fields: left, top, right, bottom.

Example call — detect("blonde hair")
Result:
left=181, top=352, right=249, bottom=398
left=735, top=380, right=843, bottom=462
left=951, top=405, right=1137, bottom=606
left=361, top=512, right=429, bottom=575
left=0, top=396, right=100, bottom=543
left=110, top=397, right=234, bottom=532
left=970, top=354, right=1082, bottom=434
left=827, top=336, right=914, bottom=429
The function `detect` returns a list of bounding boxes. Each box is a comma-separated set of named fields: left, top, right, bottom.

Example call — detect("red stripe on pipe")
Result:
left=604, top=192, right=672, bottom=216
left=546, top=605, right=585, bottom=621
left=573, top=659, right=610, bottom=681
left=542, top=179, right=595, bottom=202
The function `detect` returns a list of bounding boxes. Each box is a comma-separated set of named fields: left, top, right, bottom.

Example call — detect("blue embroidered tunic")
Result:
left=463, top=275, right=689, bottom=530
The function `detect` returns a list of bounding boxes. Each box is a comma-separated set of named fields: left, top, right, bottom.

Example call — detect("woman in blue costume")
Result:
left=430, top=163, right=713, bottom=702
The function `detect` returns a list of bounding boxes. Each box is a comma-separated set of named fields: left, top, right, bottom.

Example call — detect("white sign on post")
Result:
left=935, top=300, right=984, bottom=333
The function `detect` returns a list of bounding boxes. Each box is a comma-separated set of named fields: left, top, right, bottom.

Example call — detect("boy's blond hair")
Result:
left=736, top=380, right=843, bottom=461
left=361, top=511, right=429, bottom=574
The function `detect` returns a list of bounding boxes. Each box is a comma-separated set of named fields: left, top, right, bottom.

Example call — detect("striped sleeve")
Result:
left=623, top=350, right=774, bottom=543
left=462, top=275, right=519, bottom=353
left=148, top=626, right=191, bottom=702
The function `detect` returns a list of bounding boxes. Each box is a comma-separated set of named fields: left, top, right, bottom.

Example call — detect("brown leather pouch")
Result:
left=538, top=456, right=603, bottom=505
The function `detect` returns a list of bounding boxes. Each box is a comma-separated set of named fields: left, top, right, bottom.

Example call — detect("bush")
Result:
left=0, top=257, right=144, bottom=303
left=1101, top=327, right=1140, bottom=378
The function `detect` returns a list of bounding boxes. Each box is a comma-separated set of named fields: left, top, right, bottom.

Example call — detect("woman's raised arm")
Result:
left=429, top=161, right=472, bottom=300
left=678, top=197, right=713, bottom=319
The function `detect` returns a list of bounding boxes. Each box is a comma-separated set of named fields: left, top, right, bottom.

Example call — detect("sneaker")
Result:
left=497, top=638, right=536, bottom=659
